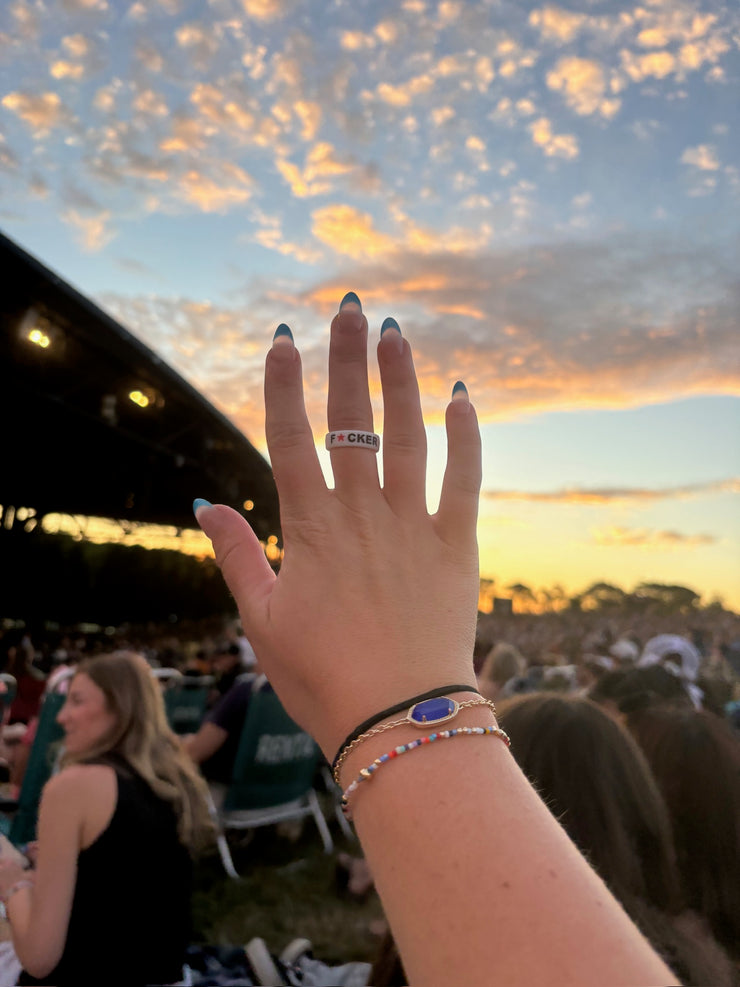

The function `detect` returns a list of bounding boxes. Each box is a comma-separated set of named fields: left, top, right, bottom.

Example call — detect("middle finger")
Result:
left=327, top=291, right=380, bottom=497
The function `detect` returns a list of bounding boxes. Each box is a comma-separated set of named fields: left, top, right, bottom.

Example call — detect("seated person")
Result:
left=0, top=651, right=213, bottom=986
left=185, top=675, right=271, bottom=787
left=208, top=641, right=250, bottom=707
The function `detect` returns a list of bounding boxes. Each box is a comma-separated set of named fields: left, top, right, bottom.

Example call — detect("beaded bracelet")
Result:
left=331, top=683, right=479, bottom=776
left=340, top=724, right=511, bottom=820
left=333, top=697, right=498, bottom=785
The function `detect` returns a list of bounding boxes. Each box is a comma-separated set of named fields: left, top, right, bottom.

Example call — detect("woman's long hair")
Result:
left=496, top=693, right=736, bottom=987
left=64, top=651, right=214, bottom=853
left=498, top=692, right=681, bottom=911
left=626, top=706, right=740, bottom=962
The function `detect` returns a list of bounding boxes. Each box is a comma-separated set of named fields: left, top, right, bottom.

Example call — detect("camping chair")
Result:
left=210, top=679, right=333, bottom=878
left=0, top=674, right=18, bottom=718
left=0, top=669, right=73, bottom=846
left=158, top=671, right=214, bottom=735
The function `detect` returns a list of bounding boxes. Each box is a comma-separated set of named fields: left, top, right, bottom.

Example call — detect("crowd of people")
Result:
left=0, top=291, right=737, bottom=985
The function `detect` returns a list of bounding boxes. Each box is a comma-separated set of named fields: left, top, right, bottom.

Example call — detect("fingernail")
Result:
left=451, top=380, right=469, bottom=402
left=193, top=498, right=212, bottom=517
left=339, top=291, right=362, bottom=312
left=380, top=316, right=400, bottom=336
left=380, top=316, right=403, bottom=354
left=273, top=323, right=294, bottom=345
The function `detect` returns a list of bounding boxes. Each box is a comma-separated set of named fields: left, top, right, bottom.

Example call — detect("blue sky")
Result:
left=1, top=0, right=738, bottom=607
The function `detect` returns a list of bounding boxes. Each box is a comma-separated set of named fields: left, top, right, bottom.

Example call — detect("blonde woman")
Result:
left=477, top=642, right=527, bottom=701
left=0, top=651, right=213, bottom=986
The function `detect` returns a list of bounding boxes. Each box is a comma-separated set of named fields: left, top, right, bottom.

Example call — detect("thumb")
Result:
left=193, top=500, right=275, bottom=623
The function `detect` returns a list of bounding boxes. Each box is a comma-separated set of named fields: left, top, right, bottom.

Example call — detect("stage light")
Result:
left=128, top=389, right=150, bottom=408
left=28, top=328, right=51, bottom=348
left=243, top=499, right=254, bottom=511
left=19, top=308, right=57, bottom=351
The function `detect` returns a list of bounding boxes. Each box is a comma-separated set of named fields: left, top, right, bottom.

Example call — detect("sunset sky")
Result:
left=1, top=0, right=738, bottom=608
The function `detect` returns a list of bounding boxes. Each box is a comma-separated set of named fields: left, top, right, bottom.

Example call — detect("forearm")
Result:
left=344, top=703, right=674, bottom=987
left=5, top=886, right=57, bottom=975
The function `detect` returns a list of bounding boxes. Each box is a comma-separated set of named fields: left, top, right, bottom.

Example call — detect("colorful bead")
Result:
left=340, top=723, right=512, bottom=821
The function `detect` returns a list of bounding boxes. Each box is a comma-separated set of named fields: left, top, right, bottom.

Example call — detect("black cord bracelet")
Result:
left=331, top=683, right=480, bottom=774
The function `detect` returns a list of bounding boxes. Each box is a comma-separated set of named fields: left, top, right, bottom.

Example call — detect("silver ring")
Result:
left=325, top=430, right=380, bottom=452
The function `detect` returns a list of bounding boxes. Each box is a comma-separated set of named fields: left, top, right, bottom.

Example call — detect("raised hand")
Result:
left=194, top=292, right=481, bottom=759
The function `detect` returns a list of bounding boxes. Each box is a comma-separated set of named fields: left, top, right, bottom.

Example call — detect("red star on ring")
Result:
left=337, top=433, right=346, bottom=441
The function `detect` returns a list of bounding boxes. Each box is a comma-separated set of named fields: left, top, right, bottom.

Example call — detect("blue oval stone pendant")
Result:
left=407, top=696, right=460, bottom=727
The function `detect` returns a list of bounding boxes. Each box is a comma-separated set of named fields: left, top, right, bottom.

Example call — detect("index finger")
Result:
left=264, top=325, right=328, bottom=521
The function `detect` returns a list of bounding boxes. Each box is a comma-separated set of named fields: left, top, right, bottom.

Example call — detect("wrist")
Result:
left=314, top=654, right=480, bottom=760
left=336, top=690, right=494, bottom=790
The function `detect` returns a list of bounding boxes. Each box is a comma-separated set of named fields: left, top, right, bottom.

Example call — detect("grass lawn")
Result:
left=191, top=820, right=387, bottom=968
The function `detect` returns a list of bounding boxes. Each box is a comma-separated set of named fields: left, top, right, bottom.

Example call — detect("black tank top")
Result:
left=20, top=758, right=192, bottom=987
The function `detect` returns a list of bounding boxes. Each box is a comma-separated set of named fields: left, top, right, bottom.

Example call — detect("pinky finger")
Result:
left=434, top=382, right=482, bottom=547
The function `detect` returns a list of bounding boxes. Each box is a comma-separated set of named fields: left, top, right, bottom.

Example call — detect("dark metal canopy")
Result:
left=0, top=230, right=280, bottom=540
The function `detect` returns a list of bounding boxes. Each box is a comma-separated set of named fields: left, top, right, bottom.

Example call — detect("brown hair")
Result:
left=478, top=643, right=526, bottom=700
left=626, top=706, right=740, bottom=960
left=66, top=651, right=213, bottom=852
left=498, top=693, right=681, bottom=911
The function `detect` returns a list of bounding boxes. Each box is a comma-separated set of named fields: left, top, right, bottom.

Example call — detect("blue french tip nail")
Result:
left=339, top=291, right=362, bottom=312
left=273, top=324, right=293, bottom=342
left=380, top=316, right=401, bottom=336
left=451, top=380, right=468, bottom=399
left=193, top=498, right=212, bottom=516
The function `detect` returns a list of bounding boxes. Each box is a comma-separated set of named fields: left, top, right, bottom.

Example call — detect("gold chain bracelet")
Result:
left=333, top=696, right=498, bottom=786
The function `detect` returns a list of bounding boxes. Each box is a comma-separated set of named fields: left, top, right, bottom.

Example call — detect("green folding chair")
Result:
left=162, top=674, right=214, bottom=735
left=0, top=674, right=18, bottom=717
left=0, top=669, right=72, bottom=846
left=210, top=679, right=333, bottom=878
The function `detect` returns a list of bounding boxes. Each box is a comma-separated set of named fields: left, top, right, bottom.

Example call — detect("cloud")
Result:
left=240, top=0, right=286, bottom=21
left=311, top=204, right=394, bottom=259
left=177, top=163, right=253, bottom=212
left=546, top=57, right=621, bottom=118
left=61, top=0, right=107, bottom=11
left=620, top=49, right=676, bottom=82
left=340, top=31, right=375, bottom=52
left=483, top=478, right=740, bottom=505
left=98, top=222, right=740, bottom=439
left=681, top=144, right=720, bottom=170
left=276, top=142, right=355, bottom=198
left=592, top=526, right=718, bottom=548
left=295, top=229, right=740, bottom=422
left=529, top=6, right=586, bottom=43
left=50, top=61, right=86, bottom=80
left=529, top=117, right=579, bottom=159
left=62, top=208, right=115, bottom=250
left=1, top=91, right=73, bottom=135
left=132, top=89, right=169, bottom=117
left=250, top=210, right=322, bottom=263
left=372, top=73, right=435, bottom=107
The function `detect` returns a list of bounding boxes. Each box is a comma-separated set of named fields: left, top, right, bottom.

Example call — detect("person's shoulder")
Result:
left=44, top=763, right=116, bottom=801
left=208, top=677, right=254, bottom=722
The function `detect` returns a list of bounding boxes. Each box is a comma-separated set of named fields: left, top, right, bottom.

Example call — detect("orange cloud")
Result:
left=681, top=144, right=720, bottom=170
left=177, top=164, right=252, bottom=211
left=484, top=479, right=740, bottom=505
left=277, top=142, right=354, bottom=198
left=529, top=6, right=585, bottom=43
left=311, top=204, right=394, bottom=259
left=2, top=91, right=71, bottom=134
left=592, top=527, right=718, bottom=548
left=529, top=117, right=579, bottom=159
left=546, top=57, right=620, bottom=118
left=62, top=209, right=115, bottom=251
